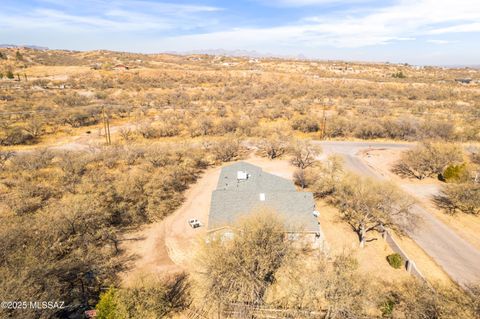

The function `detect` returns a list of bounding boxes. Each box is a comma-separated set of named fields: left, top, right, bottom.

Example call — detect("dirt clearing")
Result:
left=119, top=156, right=295, bottom=286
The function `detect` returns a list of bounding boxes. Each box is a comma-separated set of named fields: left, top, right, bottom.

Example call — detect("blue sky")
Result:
left=1, top=0, right=479, bottom=65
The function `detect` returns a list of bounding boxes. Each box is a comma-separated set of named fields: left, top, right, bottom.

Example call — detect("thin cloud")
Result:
left=429, top=22, right=480, bottom=34
left=37, top=0, right=221, bottom=13
left=258, top=0, right=374, bottom=6
left=0, top=0, right=479, bottom=64
left=427, top=39, right=452, bottom=44
left=159, top=0, right=480, bottom=49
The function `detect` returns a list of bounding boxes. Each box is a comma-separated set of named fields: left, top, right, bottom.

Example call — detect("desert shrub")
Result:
left=310, top=155, right=345, bottom=197
left=291, top=115, right=320, bottom=133
left=267, top=251, right=370, bottom=318
left=470, top=148, right=480, bottom=165
left=290, top=139, right=322, bottom=169
left=96, top=274, right=190, bottom=319
left=122, top=146, right=145, bottom=165
left=392, top=71, right=406, bottom=78
left=420, top=120, right=455, bottom=140
left=469, top=284, right=480, bottom=317
left=197, top=210, right=289, bottom=309
left=386, top=253, right=403, bottom=269
left=138, top=119, right=182, bottom=139
left=137, top=121, right=158, bottom=139
left=10, top=148, right=54, bottom=171
left=144, top=146, right=172, bottom=167
left=58, top=151, right=90, bottom=192
left=54, top=92, right=90, bottom=107
left=15, top=51, right=24, bottom=61
left=24, top=116, right=45, bottom=138
left=325, top=116, right=355, bottom=138
left=293, top=168, right=315, bottom=189
left=257, top=132, right=290, bottom=159
left=0, top=151, right=14, bottom=169
left=64, top=110, right=98, bottom=127
left=96, top=288, right=117, bottom=319
left=211, top=137, right=242, bottom=162
left=379, top=295, right=397, bottom=317
left=236, top=116, right=259, bottom=136
left=354, top=120, right=387, bottom=139
left=189, top=116, right=214, bottom=137
left=383, top=117, right=420, bottom=140
left=391, top=280, right=477, bottom=319
left=0, top=127, right=35, bottom=145
left=442, top=163, right=469, bottom=183
left=435, top=183, right=480, bottom=215
left=118, top=128, right=134, bottom=142
left=157, top=121, right=181, bottom=137
left=394, top=142, right=464, bottom=179
left=5, top=182, right=55, bottom=215
left=217, top=117, right=239, bottom=134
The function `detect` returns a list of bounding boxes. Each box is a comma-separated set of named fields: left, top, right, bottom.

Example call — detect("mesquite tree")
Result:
left=333, top=175, right=416, bottom=247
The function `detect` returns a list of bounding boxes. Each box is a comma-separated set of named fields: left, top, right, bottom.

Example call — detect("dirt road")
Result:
left=10, top=121, right=138, bottom=154
left=317, top=141, right=480, bottom=287
left=318, top=141, right=412, bottom=179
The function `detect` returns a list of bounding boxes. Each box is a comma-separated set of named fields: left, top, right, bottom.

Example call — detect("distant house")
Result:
left=455, top=78, right=472, bottom=84
left=113, top=64, right=129, bottom=70
left=208, top=162, right=325, bottom=249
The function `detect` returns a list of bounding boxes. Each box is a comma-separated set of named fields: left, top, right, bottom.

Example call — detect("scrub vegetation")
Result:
left=1, top=48, right=479, bottom=318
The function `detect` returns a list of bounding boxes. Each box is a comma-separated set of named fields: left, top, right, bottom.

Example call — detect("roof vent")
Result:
left=259, top=193, right=266, bottom=201
left=237, top=171, right=248, bottom=180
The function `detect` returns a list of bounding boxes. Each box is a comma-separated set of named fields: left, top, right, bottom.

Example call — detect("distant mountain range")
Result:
left=0, top=44, right=478, bottom=69
left=444, top=65, right=480, bottom=69
left=0, top=44, right=49, bottom=50
left=169, top=48, right=308, bottom=60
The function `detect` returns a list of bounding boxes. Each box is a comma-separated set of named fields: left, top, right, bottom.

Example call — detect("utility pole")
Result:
left=106, top=110, right=111, bottom=145
left=102, top=106, right=111, bottom=145
left=102, top=107, right=107, bottom=144
left=321, top=104, right=327, bottom=140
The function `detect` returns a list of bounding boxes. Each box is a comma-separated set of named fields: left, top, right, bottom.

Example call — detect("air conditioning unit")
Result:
left=237, top=171, right=248, bottom=180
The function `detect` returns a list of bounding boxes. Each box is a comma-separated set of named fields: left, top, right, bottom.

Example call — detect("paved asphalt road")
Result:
left=316, top=141, right=480, bottom=287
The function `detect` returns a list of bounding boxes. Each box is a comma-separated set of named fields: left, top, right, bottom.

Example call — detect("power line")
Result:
left=102, top=106, right=111, bottom=145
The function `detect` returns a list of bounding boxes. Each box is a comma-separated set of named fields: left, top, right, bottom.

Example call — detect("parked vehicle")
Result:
left=188, top=218, right=202, bottom=228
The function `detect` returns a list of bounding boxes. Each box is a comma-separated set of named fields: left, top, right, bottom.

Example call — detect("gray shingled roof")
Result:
left=208, top=162, right=319, bottom=232
left=216, top=162, right=296, bottom=192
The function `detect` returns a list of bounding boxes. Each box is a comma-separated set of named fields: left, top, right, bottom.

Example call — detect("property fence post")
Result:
left=406, top=260, right=415, bottom=273
left=382, top=230, right=387, bottom=240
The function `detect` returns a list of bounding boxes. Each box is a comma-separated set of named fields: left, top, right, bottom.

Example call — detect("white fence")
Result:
left=379, top=225, right=426, bottom=281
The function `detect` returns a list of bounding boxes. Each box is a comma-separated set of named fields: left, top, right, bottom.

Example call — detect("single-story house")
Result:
left=207, top=162, right=325, bottom=249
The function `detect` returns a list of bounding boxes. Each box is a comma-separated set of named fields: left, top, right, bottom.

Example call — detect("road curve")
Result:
left=316, top=141, right=480, bottom=287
